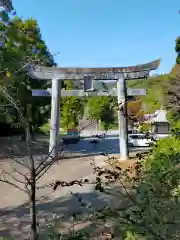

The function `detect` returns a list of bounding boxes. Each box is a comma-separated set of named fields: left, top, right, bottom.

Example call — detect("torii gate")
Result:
left=29, top=59, right=160, bottom=160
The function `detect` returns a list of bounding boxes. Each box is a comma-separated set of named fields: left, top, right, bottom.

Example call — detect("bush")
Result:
left=138, top=123, right=152, bottom=133
left=170, top=121, right=180, bottom=138
left=123, top=137, right=180, bottom=239
left=146, top=136, right=180, bottom=172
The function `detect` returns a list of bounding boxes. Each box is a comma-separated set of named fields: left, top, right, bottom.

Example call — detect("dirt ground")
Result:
left=0, top=137, right=110, bottom=239
left=0, top=137, right=136, bottom=239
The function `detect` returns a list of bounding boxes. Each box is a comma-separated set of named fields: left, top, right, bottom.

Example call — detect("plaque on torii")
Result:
left=29, top=59, right=160, bottom=160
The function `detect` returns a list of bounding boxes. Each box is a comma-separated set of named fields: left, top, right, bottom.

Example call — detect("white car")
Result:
left=128, top=133, right=153, bottom=147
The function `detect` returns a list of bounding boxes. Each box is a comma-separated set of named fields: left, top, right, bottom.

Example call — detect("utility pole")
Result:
left=49, top=78, right=61, bottom=158
left=117, top=75, right=129, bottom=160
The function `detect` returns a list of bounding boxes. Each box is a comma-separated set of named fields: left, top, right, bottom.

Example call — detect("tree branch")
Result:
left=0, top=179, right=27, bottom=193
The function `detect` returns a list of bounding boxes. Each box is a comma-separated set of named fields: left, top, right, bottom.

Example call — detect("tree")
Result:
left=122, top=137, right=180, bottom=239
left=61, top=80, right=84, bottom=130
left=0, top=6, right=59, bottom=239
left=126, top=74, right=169, bottom=114
left=127, top=98, right=145, bottom=125
left=0, top=14, right=56, bottom=136
left=87, top=96, right=115, bottom=130
left=164, top=74, right=180, bottom=121
left=0, top=0, right=13, bottom=11
left=0, top=87, right=64, bottom=240
left=175, top=36, right=180, bottom=64
left=163, top=33, right=180, bottom=121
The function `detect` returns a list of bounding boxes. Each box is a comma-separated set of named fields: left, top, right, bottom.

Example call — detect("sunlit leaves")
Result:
left=87, top=96, right=115, bottom=130
left=6, top=71, right=11, bottom=77
left=61, top=80, right=85, bottom=130
left=0, top=12, right=55, bottom=131
left=61, top=96, right=84, bottom=130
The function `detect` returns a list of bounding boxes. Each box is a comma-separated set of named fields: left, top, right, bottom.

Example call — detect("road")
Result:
left=0, top=130, right=151, bottom=239
left=62, top=129, right=151, bottom=157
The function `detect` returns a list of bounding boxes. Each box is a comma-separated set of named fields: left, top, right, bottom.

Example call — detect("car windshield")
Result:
left=129, top=134, right=146, bottom=139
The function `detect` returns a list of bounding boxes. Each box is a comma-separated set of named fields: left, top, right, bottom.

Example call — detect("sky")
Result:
left=13, top=0, right=180, bottom=74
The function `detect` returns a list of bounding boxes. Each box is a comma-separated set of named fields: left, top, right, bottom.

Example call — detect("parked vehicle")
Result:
left=62, top=128, right=80, bottom=144
left=128, top=133, right=154, bottom=147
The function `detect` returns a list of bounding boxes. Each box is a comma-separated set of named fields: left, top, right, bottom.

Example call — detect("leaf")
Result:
left=6, top=71, right=11, bottom=77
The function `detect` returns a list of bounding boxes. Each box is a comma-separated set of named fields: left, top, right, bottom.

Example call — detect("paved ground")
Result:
left=0, top=131, right=151, bottom=239
left=63, top=130, right=151, bottom=157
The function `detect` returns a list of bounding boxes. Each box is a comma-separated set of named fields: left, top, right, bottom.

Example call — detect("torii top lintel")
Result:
left=29, top=59, right=160, bottom=80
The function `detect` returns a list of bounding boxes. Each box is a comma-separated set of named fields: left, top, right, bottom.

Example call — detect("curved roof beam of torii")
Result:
left=28, top=59, right=161, bottom=80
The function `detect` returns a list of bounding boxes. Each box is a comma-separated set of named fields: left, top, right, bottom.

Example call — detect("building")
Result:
left=145, top=110, right=170, bottom=137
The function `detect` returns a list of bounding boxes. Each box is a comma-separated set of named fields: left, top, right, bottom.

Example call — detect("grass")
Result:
left=39, top=122, right=66, bottom=136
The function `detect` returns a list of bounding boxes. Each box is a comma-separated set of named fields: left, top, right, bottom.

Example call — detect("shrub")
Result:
left=122, top=137, right=180, bottom=239
left=145, top=136, right=180, bottom=173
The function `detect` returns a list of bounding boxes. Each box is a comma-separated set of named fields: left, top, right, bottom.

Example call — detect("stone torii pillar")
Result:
left=29, top=59, right=160, bottom=160
left=49, top=78, right=60, bottom=157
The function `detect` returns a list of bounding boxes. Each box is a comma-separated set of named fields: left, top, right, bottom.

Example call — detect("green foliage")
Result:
left=124, top=231, right=145, bottom=240
left=61, top=96, right=84, bottom=130
left=100, top=120, right=118, bottom=130
left=138, top=123, right=152, bottom=132
left=175, top=36, right=180, bottom=64
left=123, top=137, right=180, bottom=239
left=163, top=37, right=180, bottom=120
left=170, top=121, right=180, bottom=138
left=126, top=75, right=169, bottom=113
left=164, top=74, right=180, bottom=120
left=146, top=137, right=180, bottom=172
left=0, top=14, right=55, bottom=133
left=166, top=111, right=180, bottom=137
left=87, top=96, right=115, bottom=130
left=40, top=216, right=90, bottom=240
left=39, top=122, right=66, bottom=135
left=61, top=80, right=84, bottom=130
left=39, top=216, right=60, bottom=240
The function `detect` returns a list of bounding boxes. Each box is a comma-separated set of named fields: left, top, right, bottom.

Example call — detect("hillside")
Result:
left=98, top=74, right=170, bottom=113
left=68, top=68, right=176, bottom=114
left=169, top=64, right=180, bottom=77
left=126, top=74, right=169, bottom=113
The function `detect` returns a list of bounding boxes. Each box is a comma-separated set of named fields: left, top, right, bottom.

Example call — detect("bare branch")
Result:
left=0, top=167, right=25, bottom=184
left=0, top=178, right=27, bottom=193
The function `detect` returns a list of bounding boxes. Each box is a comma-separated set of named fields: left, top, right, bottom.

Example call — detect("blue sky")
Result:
left=13, top=0, right=179, bottom=74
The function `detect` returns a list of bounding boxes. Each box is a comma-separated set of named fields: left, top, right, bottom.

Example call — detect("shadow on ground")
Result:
left=0, top=136, right=49, bottom=159
left=0, top=186, right=120, bottom=240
